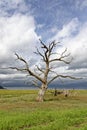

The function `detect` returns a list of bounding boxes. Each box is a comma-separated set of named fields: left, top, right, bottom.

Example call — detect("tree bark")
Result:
left=36, top=84, right=47, bottom=102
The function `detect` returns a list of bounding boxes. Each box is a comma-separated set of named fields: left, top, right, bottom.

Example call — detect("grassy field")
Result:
left=0, top=89, right=87, bottom=130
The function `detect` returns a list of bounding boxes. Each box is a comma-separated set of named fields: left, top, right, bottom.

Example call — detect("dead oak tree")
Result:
left=10, top=40, right=80, bottom=102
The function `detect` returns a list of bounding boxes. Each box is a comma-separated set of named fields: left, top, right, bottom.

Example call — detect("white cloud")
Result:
left=0, top=0, right=41, bottom=86
left=75, top=0, right=87, bottom=10
left=63, top=22, right=87, bottom=61
left=0, top=73, right=26, bottom=79
left=0, top=0, right=42, bottom=87
left=0, top=0, right=29, bottom=16
left=52, top=18, right=80, bottom=40
left=0, top=0, right=87, bottom=87
left=51, top=18, right=87, bottom=59
left=49, top=18, right=87, bottom=80
left=0, top=14, right=40, bottom=61
left=0, top=0, right=39, bottom=60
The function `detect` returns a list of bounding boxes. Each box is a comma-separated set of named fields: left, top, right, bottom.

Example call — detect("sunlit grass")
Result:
left=0, top=89, right=87, bottom=130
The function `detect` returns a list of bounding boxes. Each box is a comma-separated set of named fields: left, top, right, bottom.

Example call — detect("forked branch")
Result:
left=48, top=74, right=82, bottom=85
left=11, top=53, right=45, bottom=83
left=34, top=48, right=46, bottom=61
left=49, top=48, right=72, bottom=64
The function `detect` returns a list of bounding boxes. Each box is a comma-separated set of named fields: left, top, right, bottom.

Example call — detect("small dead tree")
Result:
left=10, top=40, right=80, bottom=102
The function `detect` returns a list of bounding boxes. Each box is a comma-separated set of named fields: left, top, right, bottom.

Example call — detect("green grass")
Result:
left=0, top=89, right=87, bottom=130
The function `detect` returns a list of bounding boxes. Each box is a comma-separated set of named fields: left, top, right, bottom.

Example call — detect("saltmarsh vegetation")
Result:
left=0, top=89, right=87, bottom=130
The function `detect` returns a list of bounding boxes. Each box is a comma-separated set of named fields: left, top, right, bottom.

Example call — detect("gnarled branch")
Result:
left=34, top=48, right=46, bottom=61
left=49, top=48, right=72, bottom=64
left=48, top=74, right=82, bottom=85
left=35, top=65, right=44, bottom=73
left=11, top=53, right=45, bottom=83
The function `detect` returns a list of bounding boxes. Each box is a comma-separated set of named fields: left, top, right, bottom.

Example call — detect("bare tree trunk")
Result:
left=36, top=84, right=47, bottom=102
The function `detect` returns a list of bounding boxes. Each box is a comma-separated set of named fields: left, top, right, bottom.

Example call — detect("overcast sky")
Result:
left=0, top=0, right=87, bottom=89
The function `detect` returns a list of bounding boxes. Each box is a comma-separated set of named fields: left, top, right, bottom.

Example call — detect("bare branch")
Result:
left=15, top=53, right=29, bottom=69
left=39, top=39, right=50, bottom=62
left=35, top=48, right=46, bottom=61
left=49, top=58, right=71, bottom=64
left=10, top=53, right=45, bottom=83
left=49, top=48, right=72, bottom=64
left=35, top=65, right=44, bottom=73
left=48, top=74, right=82, bottom=85
left=9, top=67, right=26, bottom=71
left=61, top=48, right=67, bottom=56
left=31, top=80, right=41, bottom=88
left=58, top=58, right=72, bottom=64
left=25, top=80, right=41, bottom=88
left=39, top=39, right=48, bottom=51
left=49, top=41, right=59, bottom=52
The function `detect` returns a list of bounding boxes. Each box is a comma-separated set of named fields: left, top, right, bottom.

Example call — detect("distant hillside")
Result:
left=0, top=85, right=5, bottom=89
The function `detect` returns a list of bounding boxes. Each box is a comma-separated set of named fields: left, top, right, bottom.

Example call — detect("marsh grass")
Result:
left=0, top=89, right=87, bottom=130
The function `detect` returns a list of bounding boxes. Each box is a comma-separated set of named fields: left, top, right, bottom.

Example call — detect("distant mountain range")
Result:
left=0, top=85, right=5, bottom=89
